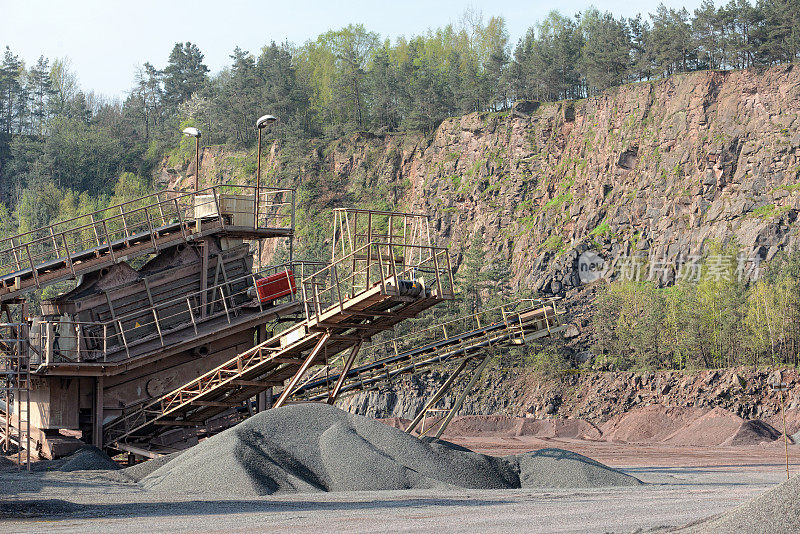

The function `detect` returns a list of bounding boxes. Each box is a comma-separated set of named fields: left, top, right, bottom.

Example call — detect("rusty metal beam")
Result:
left=405, top=357, right=470, bottom=434
left=191, top=400, right=239, bottom=408
left=433, top=355, right=491, bottom=439
left=154, top=420, right=200, bottom=427
left=273, top=332, right=330, bottom=409
left=228, top=379, right=283, bottom=388
left=326, top=339, right=363, bottom=405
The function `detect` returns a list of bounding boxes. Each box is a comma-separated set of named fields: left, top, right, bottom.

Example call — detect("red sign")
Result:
left=255, top=270, right=297, bottom=304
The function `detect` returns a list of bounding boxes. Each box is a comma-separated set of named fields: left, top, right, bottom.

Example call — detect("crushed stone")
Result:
left=686, top=472, right=800, bottom=533
left=141, top=403, right=639, bottom=496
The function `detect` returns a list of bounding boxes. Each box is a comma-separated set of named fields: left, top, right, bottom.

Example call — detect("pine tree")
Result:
left=0, top=47, right=23, bottom=136
left=650, top=4, right=693, bottom=76
left=692, top=0, right=723, bottom=70
left=628, top=15, right=653, bottom=81
left=163, top=42, right=209, bottom=111
left=28, top=56, right=55, bottom=135
left=758, top=0, right=800, bottom=64
left=580, top=9, right=632, bottom=94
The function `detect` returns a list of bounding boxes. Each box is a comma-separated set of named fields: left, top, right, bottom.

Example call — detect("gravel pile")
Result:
left=688, top=472, right=800, bottom=533
left=57, top=446, right=120, bottom=472
left=120, top=451, right=183, bottom=482
left=767, top=408, right=800, bottom=439
left=25, top=446, right=120, bottom=472
left=0, top=455, right=14, bottom=471
left=601, top=405, right=710, bottom=443
left=509, top=448, right=639, bottom=488
left=662, top=407, right=780, bottom=447
left=141, top=403, right=639, bottom=496
left=517, top=419, right=603, bottom=440
left=385, top=415, right=602, bottom=440
left=723, top=420, right=781, bottom=446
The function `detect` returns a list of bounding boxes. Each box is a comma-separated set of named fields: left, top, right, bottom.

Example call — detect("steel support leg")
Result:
left=93, top=376, right=104, bottom=448
left=433, top=355, right=491, bottom=439
left=273, top=333, right=330, bottom=409
left=405, top=357, right=470, bottom=434
left=326, top=340, right=363, bottom=405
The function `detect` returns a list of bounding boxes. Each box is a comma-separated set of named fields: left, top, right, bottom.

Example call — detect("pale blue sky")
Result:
left=1, top=0, right=705, bottom=100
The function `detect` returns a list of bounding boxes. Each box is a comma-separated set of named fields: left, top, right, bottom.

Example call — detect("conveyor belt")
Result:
left=294, top=300, right=564, bottom=401
left=103, top=278, right=447, bottom=448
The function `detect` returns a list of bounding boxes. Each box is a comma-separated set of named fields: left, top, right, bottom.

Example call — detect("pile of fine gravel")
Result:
left=141, top=403, right=639, bottom=496
left=601, top=406, right=710, bottom=443
left=57, top=446, right=120, bottom=472
left=120, top=451, right=183, bottom=482
left=724, top=420, right=782, bottom=446
left=686, top=473, right=800, bottom=533
left=434, top=415, right=602, bottom=440
left=662, top=407, right=780, bottom=447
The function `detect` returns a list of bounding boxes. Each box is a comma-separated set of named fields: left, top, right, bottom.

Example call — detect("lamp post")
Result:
left=255, top=114, right=277, bottom=227
left=182, top=127, right=202, bottom=193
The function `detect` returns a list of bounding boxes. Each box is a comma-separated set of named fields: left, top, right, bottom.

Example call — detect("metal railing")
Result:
left=0, top=184, right=295, bottom=283
left=31, top=262, right=316, bottom=366
left=300, top=241, right=454, bottom=324
left=359, top=297, right=561, bottom=364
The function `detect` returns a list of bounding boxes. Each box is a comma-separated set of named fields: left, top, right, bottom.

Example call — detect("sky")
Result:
left=1, top=0, right=705, bottom=101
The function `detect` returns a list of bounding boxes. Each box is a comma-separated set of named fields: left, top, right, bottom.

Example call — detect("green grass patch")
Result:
left=541, top=234, right=565, bottom=252
left=749, top=204, right=776, bottom=219
left=545, top=192, right=573, bottom=210
left=590, top=218, right=612, bottom=238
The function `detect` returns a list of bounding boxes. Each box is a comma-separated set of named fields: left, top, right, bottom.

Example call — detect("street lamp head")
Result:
left=182, top=127, right=201, bottom=138
left=256, top=114, right=277, bottom=129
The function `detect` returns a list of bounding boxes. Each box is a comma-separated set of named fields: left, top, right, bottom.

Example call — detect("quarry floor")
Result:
left=1, top=437, right=795, bottom=533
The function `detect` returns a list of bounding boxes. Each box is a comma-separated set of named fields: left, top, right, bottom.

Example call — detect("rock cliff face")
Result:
left=168, top=66, right=800, bottom=298
left=324, top=66, right=800, bottom=296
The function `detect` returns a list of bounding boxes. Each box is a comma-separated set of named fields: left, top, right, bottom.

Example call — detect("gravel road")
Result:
left=0, top=464, right=785, bottom=533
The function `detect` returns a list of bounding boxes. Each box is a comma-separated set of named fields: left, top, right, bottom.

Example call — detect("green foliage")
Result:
left=589, top=219, right=612, bottom=238
left=525, top=346, right=568, bottom=377
left=544, top=192, right=572, bottom=209
left=593, top=244, right=800, bottom=370
left=748, top=203, right=776, bottom=219
left=541, top=233, right=564, bottom=252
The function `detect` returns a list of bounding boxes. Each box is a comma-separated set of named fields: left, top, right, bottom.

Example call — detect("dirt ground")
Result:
left=447, top=434, right=797, bottom=469
left=1, top=435, right=796, bottom=533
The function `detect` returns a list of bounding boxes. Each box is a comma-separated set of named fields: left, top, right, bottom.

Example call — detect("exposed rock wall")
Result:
left=164, top=66, right=800, bottom=299
left=318, top=66, right=800, bottom=296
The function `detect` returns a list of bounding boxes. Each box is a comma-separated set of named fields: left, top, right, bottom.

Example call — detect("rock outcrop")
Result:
left=166, top=66, right=800, bottom=302
left=307, top=66, right=800, bottom=298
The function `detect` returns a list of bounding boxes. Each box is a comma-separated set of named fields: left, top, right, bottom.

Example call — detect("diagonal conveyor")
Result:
left=293, top=298, right=565, bottom=402
left=103, top=237, right=455, bottom=450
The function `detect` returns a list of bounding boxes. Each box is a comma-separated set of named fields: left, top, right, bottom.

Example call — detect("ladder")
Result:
left=0, top=322, right=31, bottom=470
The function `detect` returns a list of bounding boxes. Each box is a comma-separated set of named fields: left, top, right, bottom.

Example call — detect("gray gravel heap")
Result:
left=120, top=451, right=183, bottom=482
left=688, top=472, right=800, bottom=533
left=141, top=403, right=639, bottom=496
left=57, top=446, right=120, bottom=472
left=0, top=455, right=14, bottom=471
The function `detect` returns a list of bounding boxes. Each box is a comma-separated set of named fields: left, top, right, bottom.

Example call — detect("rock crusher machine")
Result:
left=0, top=186, right=565, bottom=463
